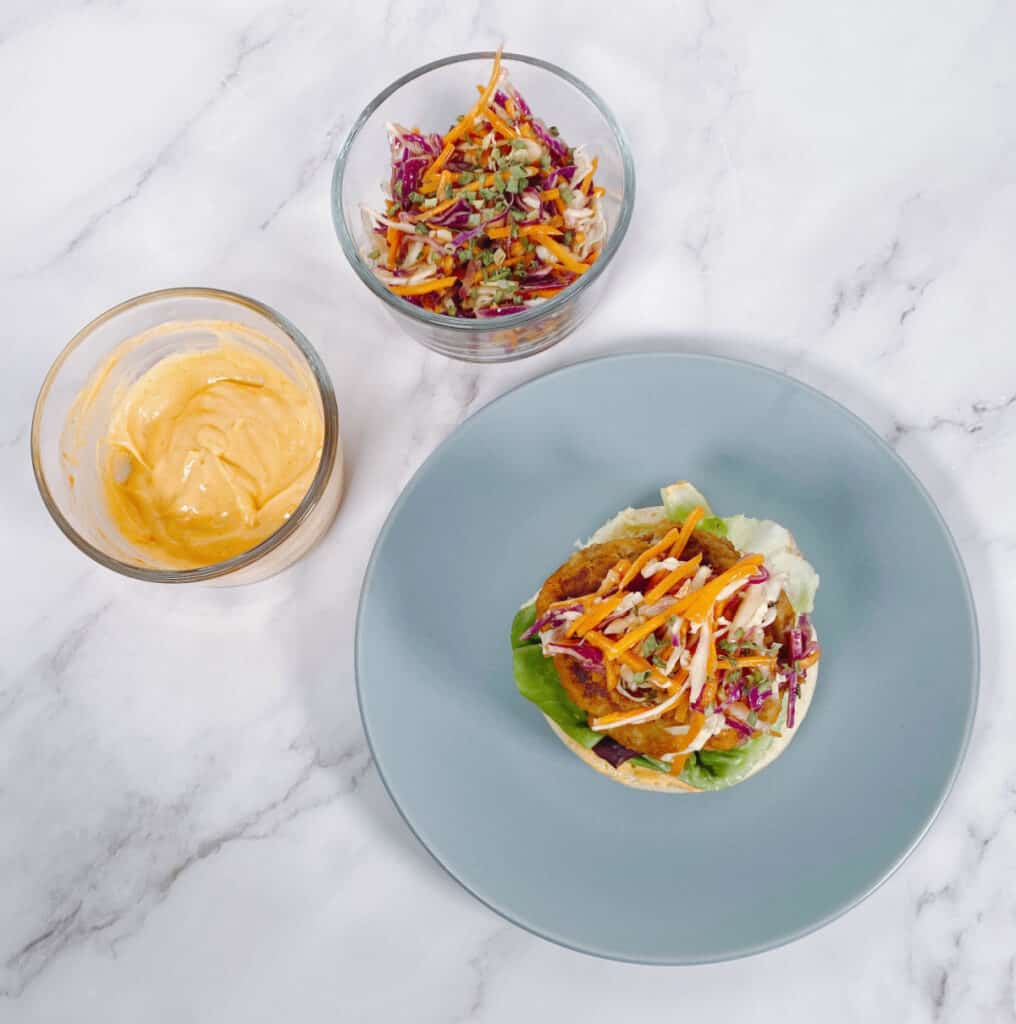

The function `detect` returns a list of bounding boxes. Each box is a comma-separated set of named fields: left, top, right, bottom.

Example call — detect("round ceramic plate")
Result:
left=356, top=353, right=978, bottom=964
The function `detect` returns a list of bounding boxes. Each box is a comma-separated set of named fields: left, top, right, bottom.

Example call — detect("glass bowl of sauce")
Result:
left=32, top=287, right=343, bottom=585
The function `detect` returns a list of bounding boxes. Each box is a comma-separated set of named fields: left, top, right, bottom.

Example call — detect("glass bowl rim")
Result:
left=331, top=50, right=637, bottom=333
left=30, top=286, right=341, bottom=584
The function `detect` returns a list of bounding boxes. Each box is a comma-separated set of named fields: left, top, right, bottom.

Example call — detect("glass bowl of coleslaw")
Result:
left=332, top=51, right=635, bottom=363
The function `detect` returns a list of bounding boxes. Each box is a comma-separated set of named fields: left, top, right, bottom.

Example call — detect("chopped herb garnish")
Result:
left=414, top=223, right=429, bottom=235
left=367, top=249, right=380, bottom=260
left=560, top=185, right=576, bottom=204
left=549, top=126, right=560, bottom=137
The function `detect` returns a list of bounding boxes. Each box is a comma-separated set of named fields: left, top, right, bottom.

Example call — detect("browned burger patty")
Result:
left=535, top=528, right=795, bottom=757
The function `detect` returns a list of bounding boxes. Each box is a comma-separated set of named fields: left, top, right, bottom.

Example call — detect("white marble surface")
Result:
left=1, top=1, right=1013, bottom=1019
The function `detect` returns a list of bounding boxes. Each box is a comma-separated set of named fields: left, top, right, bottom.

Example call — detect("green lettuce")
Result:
left=660, top=481, right=712, bottom=521
left=679, top=733, right=772, bottom=790
left=511, top=604, right=668, bottom=772
left=698, top=515, right=728, bottom=537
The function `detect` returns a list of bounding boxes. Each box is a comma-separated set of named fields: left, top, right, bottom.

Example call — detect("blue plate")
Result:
left=356, top=353, right=978, bottom=963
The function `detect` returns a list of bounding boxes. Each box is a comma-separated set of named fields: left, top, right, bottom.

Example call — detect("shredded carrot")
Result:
left=443, top=48, right=502, bottom=147
left=528, top=231, right=589, bottom=275
left=706, top=621, right=718, bottom=679
left=504, top=97, right=516, bottom=120
left=520, top=121, right=534, bottom=139
left=423, top=141, right=455, bottom=182
left=388, top=276, right=458, bottom=296
left=606, top=658, right=620, bottom=692
left=613, top=606, right=682, bottom=654
left=644, top=553, right=703, bottom=605
left=669, top=506, right=706, bottom=559
left=413, top=194, right=463, bottom=222
left=441, top=254, right=454, bottom=274
left=567, top=592, right=627, bottom=638
left=484, top=107, right=516, bottom=138
left=486, top=225, right=512, bottom=239
left=540, top=188, right=560, bottom=201
left=519, top=224, right=561, bottom=237
left=718, top=655, right=776, bottom=670
left=618, top=529, right=680, bottom=589
left=593, top=186, right=605, bottom=198
left=677, top=555, right=765, bottom=622
left=578, top=157, right=598, bottom=194
left=668, top=754, right=688, bottom=775
left=553, top=196, right=567, bottom=216
left=385, top=225, right=400, bottom=268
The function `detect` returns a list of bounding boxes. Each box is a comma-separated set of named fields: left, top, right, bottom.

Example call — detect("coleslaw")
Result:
left=361, top=51, right=606, bottom=318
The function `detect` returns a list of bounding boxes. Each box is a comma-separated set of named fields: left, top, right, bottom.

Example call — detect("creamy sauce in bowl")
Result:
left=65, top=320, right=325, bottom=570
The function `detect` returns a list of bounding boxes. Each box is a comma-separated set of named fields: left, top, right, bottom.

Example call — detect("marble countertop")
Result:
left=2, top=1, right=1013, bottom=1020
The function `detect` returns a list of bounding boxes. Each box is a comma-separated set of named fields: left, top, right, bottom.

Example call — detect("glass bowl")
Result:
left=332, top=51, right=636, bottom=363
left=31, top=287, right=344, bottom=586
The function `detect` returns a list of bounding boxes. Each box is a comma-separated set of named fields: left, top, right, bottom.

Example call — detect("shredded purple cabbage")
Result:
left=787, top=628, right=804, bottom=662
left=724, top=714, right=754, bottom=739
left=426, top=198, right=473, bottom=230
left=544, top=640, right=604, bottom=671
left=785, top=667, right=798, bottom=728
left=531, top=120, right=569, bottom=162
left=521, top=604, right=581, bottom=641
left=592, top=736, right=642, bottom=769
left=542, top=164, right=576, bottom=189
left=747, top=686, right=772, bottom=712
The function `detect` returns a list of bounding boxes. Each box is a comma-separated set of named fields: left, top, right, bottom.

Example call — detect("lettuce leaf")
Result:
left=511, top=605, right=602, bottom=749
left=511, top=602, right=539, bottom=649
left=660, top=481, right=712, bottom=520
left=723, top=514, right=820, bottom=613
left=679, top=733, right=772, bottom=790
left=698, top=515, right=728, bottom=537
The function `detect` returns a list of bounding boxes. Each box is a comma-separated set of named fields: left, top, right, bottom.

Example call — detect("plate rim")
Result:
left=354, top=351, right=980, bottom=964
